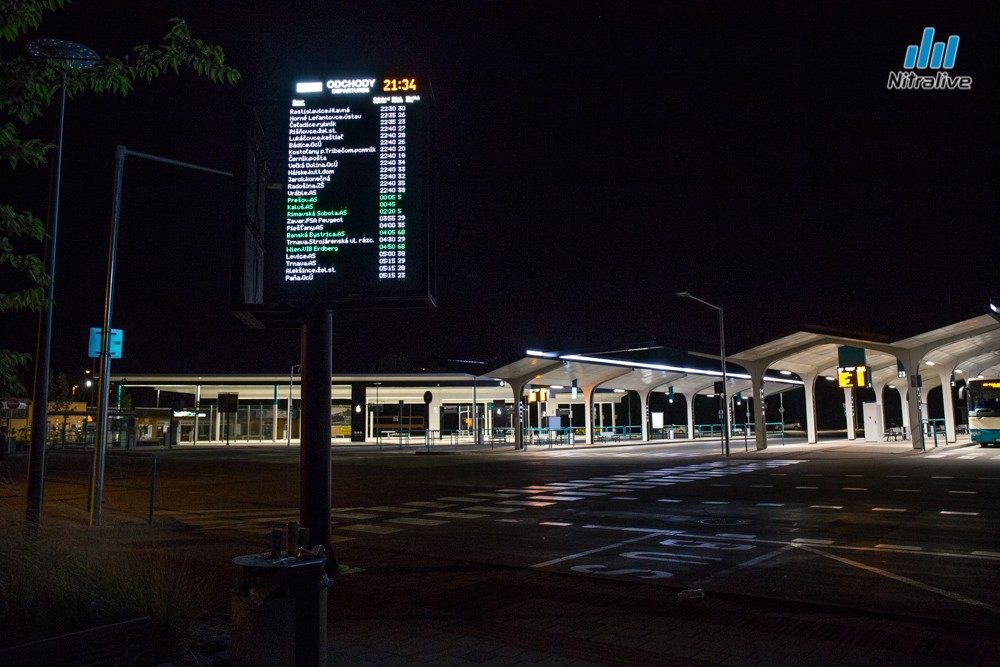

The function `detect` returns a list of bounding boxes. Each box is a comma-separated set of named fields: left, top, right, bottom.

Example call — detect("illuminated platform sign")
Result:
left=281, top=75, right=433, bottom=306
left=838, top=365, right=869, bottom=389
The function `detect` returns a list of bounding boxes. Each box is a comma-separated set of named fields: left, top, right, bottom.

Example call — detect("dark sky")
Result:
left=5, top=1, right=998, bottom=381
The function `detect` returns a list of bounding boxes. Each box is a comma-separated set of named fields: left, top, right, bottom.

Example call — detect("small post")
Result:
left=148, top=454, right=157, bottom=524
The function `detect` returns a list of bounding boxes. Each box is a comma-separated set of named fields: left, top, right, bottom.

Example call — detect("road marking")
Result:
left=940, top=511, right=978, bottom=516
left=426, top=511, right=487, bottom=519
left=465, top=506, right=523, bottom=513
left=702, top=501, right=729, bottom=505
left=385, top=517, right=448, bottom=526
left=331, top=512, right=379, bottom=520
left=972, top=551, right=1000, bottom=558
left=792, top=538, right=834, bottom=545
left=845, top=474, right=864, bottom=478
left=541, top=522, right=572, bottom=527
left=532, top=532, right=662, bottom=568
left=887, top=475, right=907, bottom=478
left=656, top=499, right=683, bottom=503
left=757, top=503, right=784, bottom=507
left=931, top=476, right=953, bottom=479
left=948, top=490, right=977, bottom=494
left=793, top=544, right=1000, bottom=614
left=529, top=495, right=585, bottom=501
left=752, top=484, right=773, bottom=488
left=339, top=524, right=402, bottom=534
left=498, top=500, right=554, bottom=507
left=843, top=487, right=867, bottom=491
left=367, top=506, right=419, bottom=514
left=874, top=544, right=921, bottom=551
left=711, top=483, right=731, bottom=487
left=795, top=486, right=818, bottom=489
left=621, top=551, right=719, bottom=566
left=404, top=501, right=456, bottom=508
left=872, top=508, right=907, bottom=512
left=689, top=545, right=795, bottom=588
left=716, top=533, right=757, bottom=539
left=894, top=489, right=921, bottom=492
left=611, top=496, right=638, bottom=500
left=811, top=505, right=843, bottom=509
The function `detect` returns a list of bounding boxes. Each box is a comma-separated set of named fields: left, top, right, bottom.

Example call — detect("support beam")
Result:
left=803, top=373, right=819, bottom=444
left=844, top=388, right=856, bottom=440
left=640, top=390, right=651, bottom=442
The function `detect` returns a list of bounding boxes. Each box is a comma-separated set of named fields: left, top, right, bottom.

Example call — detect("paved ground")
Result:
left=2, top=437, right=997, bottom=666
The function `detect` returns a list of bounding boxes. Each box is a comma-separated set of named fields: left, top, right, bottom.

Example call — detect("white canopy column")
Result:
left=938, top=366, right=957, bottom=443
left=428, top=396, right=441, bottom=437
left=802, top=372, right=819, bottom=444
left=844, top=388, right=856, bottom=440
left=640, top=390, right=651, bottom=441
left=896, top=350, right=925, bottom=450
left=684, top=393, right=695, bottom=440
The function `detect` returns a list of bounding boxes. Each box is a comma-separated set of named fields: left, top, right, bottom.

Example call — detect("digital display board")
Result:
left=837, top=366, right=869, bottom=389
left=281, top=75, right=433, bottom=306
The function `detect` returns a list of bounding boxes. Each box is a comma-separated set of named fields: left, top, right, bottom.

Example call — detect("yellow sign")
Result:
left=838, top=366, right=868, bottom=389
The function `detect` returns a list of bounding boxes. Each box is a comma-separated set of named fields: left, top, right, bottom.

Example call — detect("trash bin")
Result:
left=231, top=533, right=330, bottom=667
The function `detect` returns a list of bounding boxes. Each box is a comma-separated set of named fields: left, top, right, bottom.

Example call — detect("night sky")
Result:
left=5, top=1, right=998, bottom=382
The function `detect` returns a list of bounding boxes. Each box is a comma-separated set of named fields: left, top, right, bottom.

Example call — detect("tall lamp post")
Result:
left=676, top=291, right=730, bottom=457
left=24, top=39, right=98, bottom=536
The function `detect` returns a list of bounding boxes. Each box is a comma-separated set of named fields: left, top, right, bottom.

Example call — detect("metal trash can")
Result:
left=231, top=535, right=330, bottom=667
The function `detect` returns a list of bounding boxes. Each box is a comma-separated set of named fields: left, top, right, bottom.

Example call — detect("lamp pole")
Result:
left=676, top=291, right=730, bottom=457
left=24, top=39, right=98, bottom=537
left=90, top=147, right=233, bottom=527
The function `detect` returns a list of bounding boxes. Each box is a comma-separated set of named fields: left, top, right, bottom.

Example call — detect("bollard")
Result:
left=148, top=455, right=157, bottom=524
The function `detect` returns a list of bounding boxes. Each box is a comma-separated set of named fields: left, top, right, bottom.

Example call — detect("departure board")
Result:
left=281, top=76, right=433, bottom=306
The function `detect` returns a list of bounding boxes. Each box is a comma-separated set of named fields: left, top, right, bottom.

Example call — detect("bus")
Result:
left=960, top=379, right=1000, bottom=447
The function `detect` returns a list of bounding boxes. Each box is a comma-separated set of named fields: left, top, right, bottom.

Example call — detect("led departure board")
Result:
left=837, top=366, right=869, bottom=389
left=281, top=75, right=433, bottom=306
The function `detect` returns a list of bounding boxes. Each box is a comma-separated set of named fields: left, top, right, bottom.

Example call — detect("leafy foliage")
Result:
left=0, top=2, right=239, bottom=399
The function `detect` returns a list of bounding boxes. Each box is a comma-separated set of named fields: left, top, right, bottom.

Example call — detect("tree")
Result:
left=0, top=0, right=240, bottom=399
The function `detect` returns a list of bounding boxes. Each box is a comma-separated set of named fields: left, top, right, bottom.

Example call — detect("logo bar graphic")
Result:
left=903, top=27, right=959, bottom=69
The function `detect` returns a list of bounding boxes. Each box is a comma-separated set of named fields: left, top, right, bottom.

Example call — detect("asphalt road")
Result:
left=24, top=439, right=1000, bottom=630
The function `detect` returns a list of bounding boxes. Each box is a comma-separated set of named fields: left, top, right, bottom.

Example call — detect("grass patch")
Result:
left=0, top=528, right=224, bottom=662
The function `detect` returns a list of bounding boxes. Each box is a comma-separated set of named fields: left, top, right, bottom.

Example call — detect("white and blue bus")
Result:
left=961, top=379, right=1000, bottom=447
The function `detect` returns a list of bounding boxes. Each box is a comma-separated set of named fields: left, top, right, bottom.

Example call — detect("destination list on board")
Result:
left=283, top=76, right=428, bottom=303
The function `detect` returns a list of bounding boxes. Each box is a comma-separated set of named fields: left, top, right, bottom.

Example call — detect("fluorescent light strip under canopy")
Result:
left=528, top=351, right=803, bottom=386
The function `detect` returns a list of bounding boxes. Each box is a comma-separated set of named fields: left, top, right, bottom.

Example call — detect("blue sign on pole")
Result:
left=88, top=327, right=123, bottom=359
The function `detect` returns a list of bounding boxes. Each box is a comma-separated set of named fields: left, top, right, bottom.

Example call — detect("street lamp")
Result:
left=25, top=38, right=98, bottom=536
left=676, top=291, right=730, bottom=457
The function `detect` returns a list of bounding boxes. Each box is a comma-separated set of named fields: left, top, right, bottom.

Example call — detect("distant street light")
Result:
left=25, top=38, right=99, bottom=537
left=676, top=291, right=730, bottom=457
